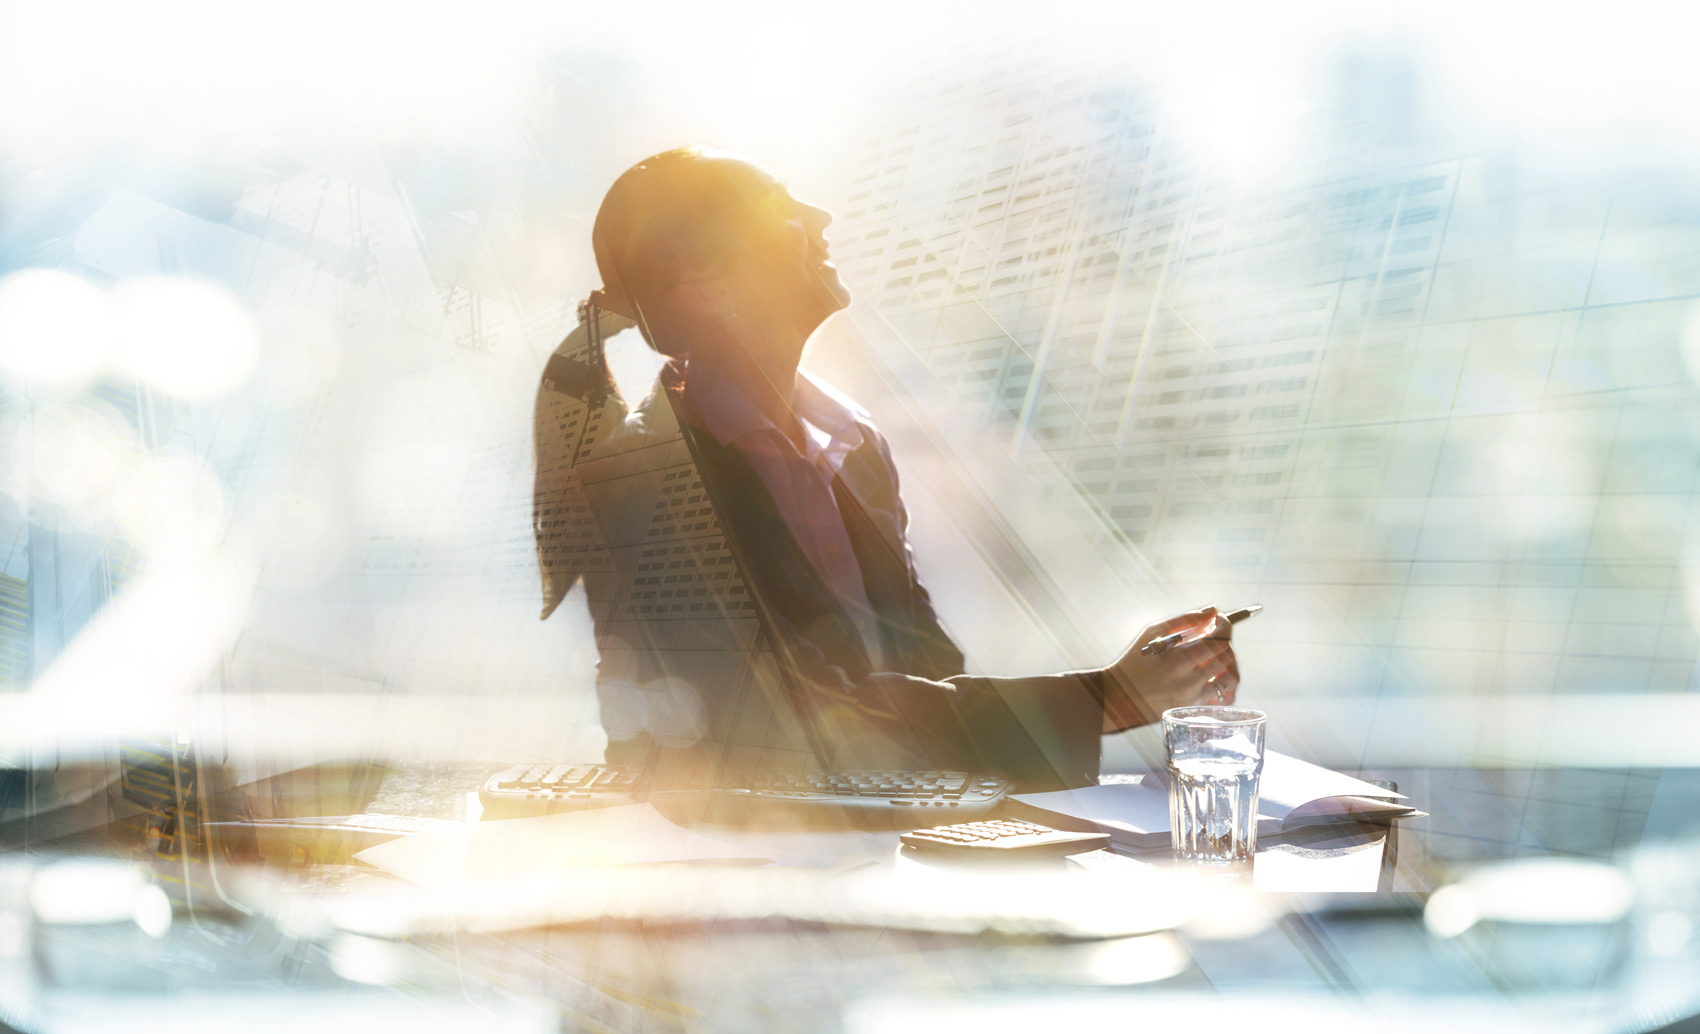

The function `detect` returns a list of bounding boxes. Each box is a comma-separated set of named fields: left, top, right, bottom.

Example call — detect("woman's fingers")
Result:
left=1197, top=613, right=1233, bottom=640
left=1167, top=639, right=1238, bottom=702
left=1110, top=608, right=1244, bottom=720
left=1198, top=667, right=1238, bottom=704
left=1176, top=638, right=1233, bottom=678
left=1213, top=653, right=1241, bottom=702
left=1153, top=615, right=1233, bottom=657
left=1136, top=607, right=1218, bottom=648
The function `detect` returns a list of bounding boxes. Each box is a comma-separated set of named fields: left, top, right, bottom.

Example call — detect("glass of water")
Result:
left=1163, top=706, right=1268, bottom=870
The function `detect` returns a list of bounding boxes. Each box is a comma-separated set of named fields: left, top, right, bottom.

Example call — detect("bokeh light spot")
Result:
left=5, top=401, right=137, bottom=509
left=112, top=449, right=230, bottom=559
left=114, top=276, right=259, bottom=400
left=0, top=269, right=114, bottom=392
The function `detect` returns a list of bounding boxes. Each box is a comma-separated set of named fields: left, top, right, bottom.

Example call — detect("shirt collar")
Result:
left=794, top=371, right=867, bottom=472
left=684, top=361, right=867, bottom=471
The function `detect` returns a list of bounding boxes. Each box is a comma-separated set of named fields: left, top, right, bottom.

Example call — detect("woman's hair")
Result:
left=571, top=147, right=776, bottom=407
left=588, top=146, right=776, bottom=335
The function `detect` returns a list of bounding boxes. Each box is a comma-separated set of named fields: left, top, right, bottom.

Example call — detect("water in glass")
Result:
left=1168, top=752, right=1260, bottom=865
left=1163, top=707, right=1267, bottom=869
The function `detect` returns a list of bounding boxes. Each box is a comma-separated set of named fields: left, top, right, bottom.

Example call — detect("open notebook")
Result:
left=1008, top=751, right=1418, bottom=850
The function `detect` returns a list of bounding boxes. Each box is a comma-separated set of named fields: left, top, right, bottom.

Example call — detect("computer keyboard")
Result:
left=478, top=764, right=1012, bottom=825
left=722, top=769, right=1010, bottom=814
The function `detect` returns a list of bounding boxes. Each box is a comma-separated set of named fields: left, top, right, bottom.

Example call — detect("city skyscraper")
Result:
left=0, top=574, right=25, bottom=688
left=831, top=55, right=1700, bottom=721
left=835, top=62, right=1450, bottom=585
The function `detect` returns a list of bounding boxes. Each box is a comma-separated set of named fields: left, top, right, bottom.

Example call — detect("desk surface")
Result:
left=5, top=764, right=1700, bottom=1034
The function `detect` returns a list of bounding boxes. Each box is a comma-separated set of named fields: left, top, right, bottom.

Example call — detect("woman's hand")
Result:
left=1098, top=607, right=1239, bottom=733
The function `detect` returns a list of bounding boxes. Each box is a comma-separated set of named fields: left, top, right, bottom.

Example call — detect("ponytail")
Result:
left=576, top=296, right=617, bottom=411
left=546, top=294, right=634, bottom=411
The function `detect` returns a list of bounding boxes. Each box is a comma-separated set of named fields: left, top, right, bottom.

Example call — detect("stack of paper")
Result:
left=1008, top=752, right=1417, bottom=850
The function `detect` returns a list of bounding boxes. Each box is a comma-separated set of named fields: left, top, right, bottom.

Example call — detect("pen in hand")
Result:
left=1139, top=604, right=1261, bottom=656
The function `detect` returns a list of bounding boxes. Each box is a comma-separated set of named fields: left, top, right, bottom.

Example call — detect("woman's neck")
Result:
left=691, top=330, right=806, bottom=446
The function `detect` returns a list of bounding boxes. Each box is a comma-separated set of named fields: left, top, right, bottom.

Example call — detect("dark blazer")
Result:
left=534, top=333, right=1103, bottom=791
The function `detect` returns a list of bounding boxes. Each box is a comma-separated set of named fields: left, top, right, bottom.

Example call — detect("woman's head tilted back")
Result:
left=589, top=147, right=850, bottom=365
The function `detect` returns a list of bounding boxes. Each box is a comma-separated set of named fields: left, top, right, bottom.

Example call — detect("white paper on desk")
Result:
left=1254, top=838, right=1387, bottom=893
left=352, top=804, right=774, bottom=890
left=1008, top=776, right=1173, bottom=847
left=1257, top=752, right=1410, bottom=826
left=1009, top=751, right=1413, bottom=848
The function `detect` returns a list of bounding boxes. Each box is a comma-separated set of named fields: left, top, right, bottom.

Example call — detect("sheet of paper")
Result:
left=353, top=804, right=774, bottom=889
left=1066, top=848, right=1160, bottom=878
left=1255, top=752, right=1406, bottom=820
left=1254, top=837, right=1387, bottom=893
left=1009, top=776, right=1173, bottom=846
left=1010, top=751, right=1413, bottom=843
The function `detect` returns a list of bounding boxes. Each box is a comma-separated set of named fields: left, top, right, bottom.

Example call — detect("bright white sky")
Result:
left=3, top=0, right=1698, bottom=188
